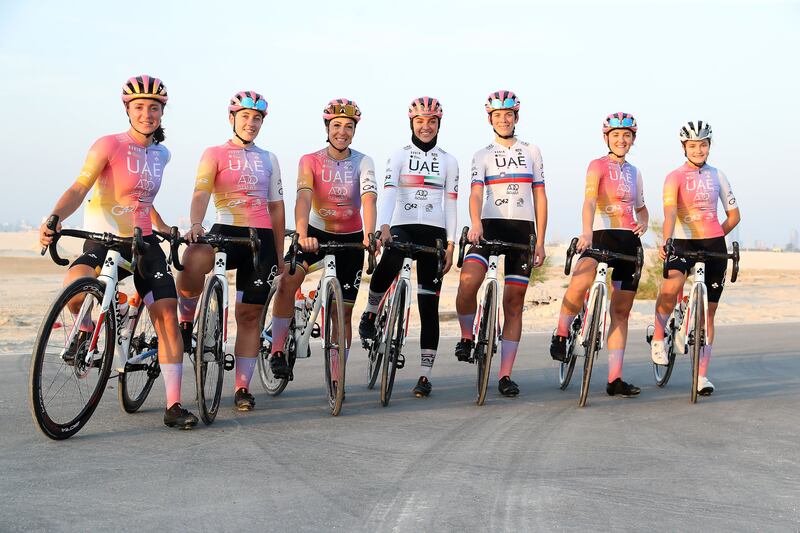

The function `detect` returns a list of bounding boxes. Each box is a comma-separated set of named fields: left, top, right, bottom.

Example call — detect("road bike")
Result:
left=455, top=226, right=535, bottom=406
left=560, top=237, right=643, bottom=407
left=646, top=238, right=739, bottom=403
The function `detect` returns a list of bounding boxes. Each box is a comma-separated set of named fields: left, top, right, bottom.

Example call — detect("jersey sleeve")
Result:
left=297, top=154, right=314, bottom=193
left=444, top=154, right=459, bottom=242
left=194, top=147, right=218, bottom=193
left=377, top=153, right=401, bottom=228
left=663, top=172, right=679, bottom=208
left=635, top=167, right=645, bottom=209
left=267, top=152, right=283, bottom=201
left=717, top=170, right=738, bottom=212
left=470, top=150, right=486, bottom=188
left=584, top=160, right=601, bottom=200
left=359, top=155, right=377, bottom=196
left=530, top=145, right=545, bottom=188
left=75, top=136, right=113, bottom=189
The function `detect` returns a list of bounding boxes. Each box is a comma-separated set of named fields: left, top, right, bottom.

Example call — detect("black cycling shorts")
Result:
left=284, top=226, right=364, bottom=304
left=208, top=224, right=278, bottom=306
left=665, top=236, right=728, bottom=303
left=370, top=224, right=447, bottom=296
left=580, top=229, right=642, bottom=292
left=71, top=234, right=177, bottom=304
left=463, top=219, right=535, bottom=285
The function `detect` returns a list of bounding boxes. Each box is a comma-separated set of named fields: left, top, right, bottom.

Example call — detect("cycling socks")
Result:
left=499, top=339, right=519, bottom=378
left=420, top=349, right=436, bottom=378
left=699, top=344, right=712, bottom=377
left=235, top=356, right=256, bottom=391
left=457, top=313, right=475, bottom=339
left=653, top=312, right=670, bottom=341
left=73, top=312, right=94, bottom=332
left=607, top=349, right=624, bottom=383
left=556, top=312, right=576, bottom=337
left=160, top=363, right=182, bottom=407
left=364, top=289, right=383, bottom=315
left=270, top=316, right=291, bottom=355
left=177, top=295, right=199, bottom=324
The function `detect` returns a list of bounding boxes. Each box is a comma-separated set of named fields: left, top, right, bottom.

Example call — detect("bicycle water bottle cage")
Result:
left=224, top=353, right=235, bottom=371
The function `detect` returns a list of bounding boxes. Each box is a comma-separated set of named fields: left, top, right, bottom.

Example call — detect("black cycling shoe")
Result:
left=498, top=376, right=520, bottom=397
left=62, top=330, right=91, bottom=365
left=163, top=403, right=198, bottom=429
left=606, top=378, right=641, bottom=397
left=550, top=334, right=567, bottom=361
left=413, top=376, right=432, bottom=398
left=270, top=351, right=291, bottom=380
left=454, top=338, right=475, bottom=362
left=358, top=311, right=377, bottom=340
left=179, top=321, right=194, bottom=354
left=234, top=388, right=255, bottom=411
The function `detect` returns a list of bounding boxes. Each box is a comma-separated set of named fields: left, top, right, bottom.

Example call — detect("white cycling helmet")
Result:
left=679, top=120, right=713, bottom=142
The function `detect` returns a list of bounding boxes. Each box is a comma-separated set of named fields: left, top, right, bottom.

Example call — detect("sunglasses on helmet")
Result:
left=489, top=98, right=517, bottom=110
left=330, top=104, right=358, bottom=116
left=607, top=117, right=634, bottom=128
left=240, top=97, right=267, bottom=111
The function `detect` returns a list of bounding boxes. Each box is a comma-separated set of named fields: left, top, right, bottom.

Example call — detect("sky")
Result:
left=0, top=0, right=797, bottom=247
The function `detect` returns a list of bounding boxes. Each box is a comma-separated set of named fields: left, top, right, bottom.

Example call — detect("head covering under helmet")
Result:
left=603, top=112, right=638, bottom=134
left=408, top=96, right=443, bottom=119
left=228, top=91, right=268, bottom=115
left=121, top=75, right=168, bottom=105
left=485, top=90, right=520, bottom=114
left=323, top=98, right=362, bottom=123
left=679, top=120, right=713, bottom=142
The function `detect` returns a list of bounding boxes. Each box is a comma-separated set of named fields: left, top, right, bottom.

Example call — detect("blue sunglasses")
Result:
left=240, top=96, right=267, bottom=112
left=489, top=97, right=517, bottom=110
left=607, top=117, right=634, bottom=128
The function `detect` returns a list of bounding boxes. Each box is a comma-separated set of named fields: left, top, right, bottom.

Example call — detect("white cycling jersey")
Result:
left=378, top=144, right=459, bottom=242
left=471, top=140, right=545, bottom=221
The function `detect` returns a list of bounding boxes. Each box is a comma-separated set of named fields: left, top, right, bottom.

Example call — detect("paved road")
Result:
left=2, top=323, right=798, bottom=531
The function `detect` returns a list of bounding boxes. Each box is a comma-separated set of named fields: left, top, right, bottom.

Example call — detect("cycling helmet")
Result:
left=121, top=75, right=168, bottom=105
left=485, top=90, right=520, bottom=113
left=408, top=96, right=443, bottom=119
left=603, top=112, right=638, bottom=133
left=228, top=91, right=268, bottom=115
left=679, top=121, right=713, bottom=142
left=323, top=98, right=362, bottom=123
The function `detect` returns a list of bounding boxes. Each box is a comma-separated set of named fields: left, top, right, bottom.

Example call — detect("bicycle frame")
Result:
left=292, top=253, right=339, bottom=358
left=375, top=257, right=414, bottom=352
left=575, top=261, right=609, bottom=352
left=473, top=253, right=501, bottom=346
left=673, top=262, right=709, bottom=355
left=209, top=249, right=232, bottom=357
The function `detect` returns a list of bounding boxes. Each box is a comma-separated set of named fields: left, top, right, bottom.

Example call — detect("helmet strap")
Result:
left=231, top=113, right=253, bottom=146
left=493, top=127, right=515, bottom=140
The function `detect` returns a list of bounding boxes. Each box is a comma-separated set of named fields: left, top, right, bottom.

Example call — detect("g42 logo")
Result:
left=494, top=198, right=509, bottom=206
left=404, top=203, right=418, bottom=211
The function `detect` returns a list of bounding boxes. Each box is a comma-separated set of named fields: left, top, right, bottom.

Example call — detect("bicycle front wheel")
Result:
left=380, top=283, right=407, bottom=407
left=578, top=295, right=602, bottom=408
left=653, top=317, right=677, bottom=387
left=29, top=278, right=114, bottom=440
left=256, top=284, right=290, bottom=396
left=475, top=282, right=498, bottom=406
left=323, top=279, right=346, bottom=416
left=119, top=302, right=160, bottom=413
left=366, top=300, right=387, bottom=390
left=690, top=298, right=705, bottom=404
left=558, top=315, right=581, bottom=390
left=195, top=276, right=225, bottom=424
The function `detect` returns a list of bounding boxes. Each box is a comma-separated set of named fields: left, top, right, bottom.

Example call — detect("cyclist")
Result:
left=549, top=112, right=648, bottom=398
left=454, top=90, right=548, bottom=397
left=38, top=75, right=198, bottom=429
left=650, top=121, right=740, bottom=396
left=175, top=91, right=285, bottom=412
left=358, top=96, right=459, bottom=398
left=269, top=98, right=377, bottom=381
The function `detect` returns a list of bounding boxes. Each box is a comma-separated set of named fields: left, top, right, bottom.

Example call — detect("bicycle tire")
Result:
left=256, top=284, right=291, bottom=396
left=194, top=276, right=225, bottom=424
left=118, top=302, right=160, bottom=413
left=323, top=278, right=346, bottom=415
left=29, top=278, right=114, bottom=440
left=475, top=282, right=498, bottom=406
left=578, top=294, right=602, bottom=407
left=558, top=313, right=582, bottom=390
left=380, top=281, right=406, bottom=407
left=653, top=317, right=677, bottom=387
left=690, top=297, right=704, bottom=404
left=366, top=299, right=387, bottom=390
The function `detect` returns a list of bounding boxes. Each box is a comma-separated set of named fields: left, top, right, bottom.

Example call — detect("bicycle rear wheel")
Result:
left=475, top=282, right=498, bottom=406
left=366, top=300, right=387, bottom=390
left=380, top=282, right=407, bottom=407
left=653, top=317, right=677, bottom=387
left=256, top=284, right=290, bottom=396
left=578, top=295, right=602, bottom=408
left=690, top=298, right=704, bottom=404
left=119, top=302, right=160, bottom=413
left=194, top=276, right=225, bottom=424
left=323, top=279, right=346, bottom=415
left=558, top=314, right=582, bottom=390
left=29, top=278, right=114, bottom=440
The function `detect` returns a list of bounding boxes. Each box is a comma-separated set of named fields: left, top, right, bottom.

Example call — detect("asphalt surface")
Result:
left=2, top=323, right=799, bottom=531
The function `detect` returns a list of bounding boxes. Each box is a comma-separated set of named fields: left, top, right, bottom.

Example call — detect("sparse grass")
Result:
left=635, top=253, right=662, bottom=300
left=529, top=256, right=551, bottom=284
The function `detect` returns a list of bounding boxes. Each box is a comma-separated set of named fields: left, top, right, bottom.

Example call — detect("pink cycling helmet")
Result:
left=603, top=112, right=638, bottom=134
left=323, top=98, right=362, bottom=123
left=408, top=96, right=443, bottom=119
left=121, top=75, right=168, bottom=105
left=485, top=90, right=520, bottom=113
left=228, top=91, right=268, bottom=115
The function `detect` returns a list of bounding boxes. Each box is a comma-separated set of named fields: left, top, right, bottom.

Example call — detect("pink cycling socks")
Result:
left=607, top=349, right=624, bottom=383
left=699, top=344, right=713, bottom=377
left=457, top=313, right=475, bottom=339
left=499, top=339, right=519, bottom=378
left=653, top=312, right=670, bottom=341
left=556, top=312, right=576, bottom=337
left=235, top=356, right=257, bottom=391
left=270, top=316, right=292, bottom=355
left=160, top=363, right=183, bottom=408
left=177, top=295, right=199, bottom=324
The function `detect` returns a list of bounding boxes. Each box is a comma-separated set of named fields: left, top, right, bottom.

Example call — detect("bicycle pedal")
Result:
left=223, top=353, right=235, bottom=371
left=395, top=354, right=405, bottom=369
left=311, top=323, right=321, bottom=338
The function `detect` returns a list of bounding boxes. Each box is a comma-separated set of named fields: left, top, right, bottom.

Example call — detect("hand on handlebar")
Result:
left=187, top=223, right=206, bottom=243
left=533, top=243, right=546, bottom=268
left=299, top=236, right=319, bottom=253
left=468, top=223, right=483, bottom=245
left=379, top=224, right=392, bottom=245
left=39, top=219, right=61, bottom=248
left=576, top=233, right=592, bottom=254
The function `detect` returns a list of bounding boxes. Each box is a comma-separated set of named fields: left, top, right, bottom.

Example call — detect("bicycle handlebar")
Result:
left=380, top=234, right=446, bottom=278
left=173, top=228, right=262, bottom=271
left=287, top=232, right=378, bottom=276
left=564, top=236, right=644, bottom=286
left=456, top=226, right=536, bottom=275
left=662, top=238, right=739, bottom=283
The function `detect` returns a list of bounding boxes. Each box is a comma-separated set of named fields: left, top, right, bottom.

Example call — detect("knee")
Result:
left=236, top=308, right=262, bottom=327
left=610, top=307, right=630, bottom=323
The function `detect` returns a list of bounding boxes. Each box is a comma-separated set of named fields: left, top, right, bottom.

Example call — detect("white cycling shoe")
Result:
left=697, top=376, right=715, bottom=396
left=651, top=339, right=669, bottom=365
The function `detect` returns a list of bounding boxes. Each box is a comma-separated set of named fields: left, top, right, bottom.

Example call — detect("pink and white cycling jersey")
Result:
left=194, top=141, right=283, bottom=229
left=297, top=147, right=377, bottom=234
left=378, top=145, right=459, bottom=242
left=584, top=156, right=645, bottom=231
left=77, top=132, right=170, bottom=237
left=471, top=140, right=545, bottom=221
left=663, top=163, right=738, bottom=239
